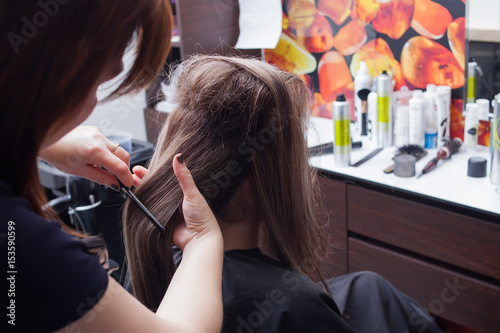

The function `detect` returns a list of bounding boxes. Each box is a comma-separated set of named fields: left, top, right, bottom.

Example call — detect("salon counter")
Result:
left=308, top=116, right=500, bottom=332
left=308, top=116, right=500, bottom=218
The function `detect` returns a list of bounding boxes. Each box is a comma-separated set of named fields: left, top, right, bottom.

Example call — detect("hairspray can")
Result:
left=491, top=93, right=500, bottom=185
left=333, top=93, right=351, bottom=167
left=377, top=70, right=392, bottom=148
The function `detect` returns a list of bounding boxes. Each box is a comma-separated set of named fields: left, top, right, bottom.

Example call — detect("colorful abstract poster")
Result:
left=264, top=0, right=466, bottom=139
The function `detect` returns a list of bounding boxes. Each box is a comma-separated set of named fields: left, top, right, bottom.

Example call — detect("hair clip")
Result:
left=115, top=177, right=165, bottom=235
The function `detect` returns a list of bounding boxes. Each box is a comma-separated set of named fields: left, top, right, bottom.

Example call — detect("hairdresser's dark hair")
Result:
left=123, top=55, right=330, bottom=311
left=0, top=0, right=172, bottom=218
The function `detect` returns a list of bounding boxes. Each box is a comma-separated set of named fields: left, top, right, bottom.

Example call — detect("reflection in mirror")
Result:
left=466, top=0, right=500, bottom=103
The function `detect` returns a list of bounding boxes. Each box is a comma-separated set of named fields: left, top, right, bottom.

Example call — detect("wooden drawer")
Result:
left=348, top=238, right=500, bottom=332
left=347, top=185, right=500, bottom=279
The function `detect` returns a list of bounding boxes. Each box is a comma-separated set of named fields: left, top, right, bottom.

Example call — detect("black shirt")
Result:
left=221, top=248, right=354, bottom=333
left=1, top=180, right=108, bottom=332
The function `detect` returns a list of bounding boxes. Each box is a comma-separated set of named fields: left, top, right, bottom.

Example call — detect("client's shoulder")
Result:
left=222, top=248, right=324, bottom=297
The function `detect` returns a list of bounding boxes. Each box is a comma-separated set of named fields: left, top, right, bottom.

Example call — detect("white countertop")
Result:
left=307, top=116, right=500, bottom=217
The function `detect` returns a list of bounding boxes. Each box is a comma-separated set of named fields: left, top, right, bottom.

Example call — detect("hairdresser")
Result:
left=1, top=1, right=223, bottom=332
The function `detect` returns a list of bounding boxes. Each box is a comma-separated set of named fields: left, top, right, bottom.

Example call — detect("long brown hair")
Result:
left=123, top=55, right=330, bottom=310
left=0, top=0, right=172, bottom=218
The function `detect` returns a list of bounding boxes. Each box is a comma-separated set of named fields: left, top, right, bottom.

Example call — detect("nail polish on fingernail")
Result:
left=177, top=154, right=184, bottom=164
left=110, top=184, right=120, bottom=192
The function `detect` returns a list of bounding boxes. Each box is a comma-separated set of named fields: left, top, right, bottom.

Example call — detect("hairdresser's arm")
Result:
left=39, top=126, right=133, bottom=188
left=55, top=157, right=223, bottom=333
left=156, top=155, right=223, bottom=331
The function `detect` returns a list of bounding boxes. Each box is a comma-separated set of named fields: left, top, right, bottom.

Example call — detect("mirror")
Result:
left=466, top=0, right=500, bottom=102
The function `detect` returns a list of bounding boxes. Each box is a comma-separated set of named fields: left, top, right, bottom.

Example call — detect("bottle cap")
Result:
left=336, top=93, right=346, bottom=102
left=467, top=157, right=487, bottom=177
left=426, top=84, right=436, bottom=93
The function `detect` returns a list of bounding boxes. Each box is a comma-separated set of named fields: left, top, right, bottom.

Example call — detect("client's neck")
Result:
left=218, top=218, right=260, bottom=252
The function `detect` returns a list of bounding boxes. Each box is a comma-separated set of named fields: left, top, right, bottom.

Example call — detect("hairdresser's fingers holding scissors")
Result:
left=39, top=126, right=133, bottom=188
left=172, top=154, right=221, bottom=250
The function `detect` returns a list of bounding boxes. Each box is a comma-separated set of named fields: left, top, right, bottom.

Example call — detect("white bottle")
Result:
left=367, top=91, right=378, bottom=144
left=423, top=84, right=438, bottom=148
left=354, top=61, right=372, bottom=135
left=464, top=102, right=479, bottom=151
left=377, top=70, right=392, bottom=148
left=408, top=90, right=425, bottom=146
left=333, top=93, right=351, bottom=167
left=393, top=87, right=412, bottom=147
left=477, top=99, right=490, bottom=121
left=436, top=85, right=451, bottom=144
left=394, top=105, right=409, bottom=147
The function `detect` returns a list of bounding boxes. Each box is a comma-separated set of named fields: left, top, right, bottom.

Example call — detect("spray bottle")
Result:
left=377, top=70, right=392, bottom=148
left=333, top=93, right=351, bottom=167
left=354, top=62, right=372, bottom=136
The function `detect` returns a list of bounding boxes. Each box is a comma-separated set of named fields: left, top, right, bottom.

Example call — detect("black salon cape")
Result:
left=0, top=180, right=108, bottom=332
left=220, top=249, right=354, bottom=333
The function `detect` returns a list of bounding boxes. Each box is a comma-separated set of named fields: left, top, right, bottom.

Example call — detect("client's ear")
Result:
left=132, top=165, right=148, bottom=187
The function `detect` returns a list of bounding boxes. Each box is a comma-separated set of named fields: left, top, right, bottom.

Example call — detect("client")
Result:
left=124, top=55, right=441, bottom=333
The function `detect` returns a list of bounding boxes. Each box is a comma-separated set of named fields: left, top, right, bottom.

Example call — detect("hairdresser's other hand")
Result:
left=172, top=154, right=222, bottom=251
left=39, top=126, right=133, bottom=189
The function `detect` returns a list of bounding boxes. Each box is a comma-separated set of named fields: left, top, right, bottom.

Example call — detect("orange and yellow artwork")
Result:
left=265, top=0, right=466, bottom=124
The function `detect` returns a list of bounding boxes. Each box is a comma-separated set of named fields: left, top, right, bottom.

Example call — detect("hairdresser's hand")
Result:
left=172, top=154, right=222, bottom=251
left=131, top=165, right=148, bottom=187
left=39, top=126, right=133, bottom=189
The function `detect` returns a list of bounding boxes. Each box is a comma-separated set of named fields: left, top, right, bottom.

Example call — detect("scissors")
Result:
left=115, top=176, right=165, bottom=235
